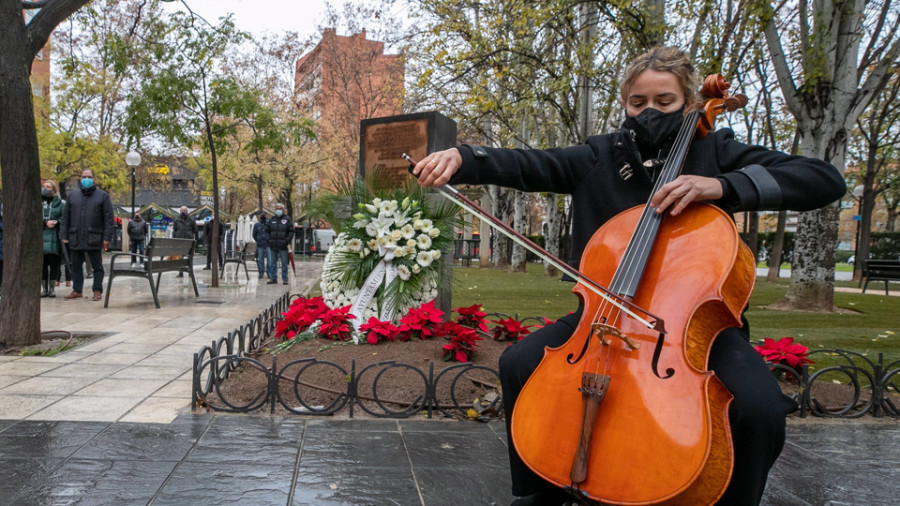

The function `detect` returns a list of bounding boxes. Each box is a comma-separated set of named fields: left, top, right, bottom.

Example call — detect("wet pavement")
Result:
left=0, top=258, right=896, bottom=505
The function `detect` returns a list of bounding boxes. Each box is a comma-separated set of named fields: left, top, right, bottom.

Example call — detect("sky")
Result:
left=160, top=0, right=397, bottom=40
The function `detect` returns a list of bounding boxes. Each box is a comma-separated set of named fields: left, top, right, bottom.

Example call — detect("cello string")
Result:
left=614, top=111, right=700, bottom=299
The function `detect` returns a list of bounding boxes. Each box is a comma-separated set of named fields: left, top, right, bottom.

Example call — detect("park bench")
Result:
left=104, top=237, right=199, bottom=308
left=223, top=241, right=256, bottom=281
left=859, top=259, right=900, bottom=295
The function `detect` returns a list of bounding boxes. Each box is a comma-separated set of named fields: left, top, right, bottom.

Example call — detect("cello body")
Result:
left=511, top=203, right=755, bottom=505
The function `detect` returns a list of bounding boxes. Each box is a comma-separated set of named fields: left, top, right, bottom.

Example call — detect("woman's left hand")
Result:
left=649, top=175, right=724, bottom=216
left=46, top=220, right=57, bottom=228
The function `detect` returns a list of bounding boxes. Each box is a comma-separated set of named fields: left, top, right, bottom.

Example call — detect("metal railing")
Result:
left=192, top=304, right=899, bottom=419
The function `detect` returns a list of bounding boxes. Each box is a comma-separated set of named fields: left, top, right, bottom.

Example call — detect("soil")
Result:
left=210, top=335, right=898, bottom=421
left=0, top=331, right=105, bottom=357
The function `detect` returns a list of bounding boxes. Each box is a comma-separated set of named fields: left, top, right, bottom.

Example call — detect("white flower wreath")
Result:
left=320, top=196, right=455, bottom=323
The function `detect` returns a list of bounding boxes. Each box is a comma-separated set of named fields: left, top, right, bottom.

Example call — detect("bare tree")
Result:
left=763, top=0, right=900, bottom=311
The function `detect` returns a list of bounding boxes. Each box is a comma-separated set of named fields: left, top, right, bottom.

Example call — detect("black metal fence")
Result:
left=192, top=300, right=898, bottom=419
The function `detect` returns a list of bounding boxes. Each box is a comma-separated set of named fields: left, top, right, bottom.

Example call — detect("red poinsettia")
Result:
left=397, top=300, right=445, bottom=341
left=275, top=296, right=330, bottom=339
left=359, top=317, right=400, bottom=345
left=491, top=317, right=533, bottom=342
left=453, top=304, right=489, bottom=333
left=316, top=305, right=356, bottom=341
left=437, top=321, right=484, bottom=362
left=754, top=337, right=814, bottom=370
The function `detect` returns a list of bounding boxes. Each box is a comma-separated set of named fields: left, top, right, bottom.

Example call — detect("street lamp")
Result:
left=852, top=184, right=864, bottom=274
left=126, top=150, right=141, bottom=214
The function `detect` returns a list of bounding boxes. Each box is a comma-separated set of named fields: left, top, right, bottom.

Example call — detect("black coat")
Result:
left=204, top=219, right=224, bottom=245
left=451, top=127, right=846, bottom=268
left=266, top=215, right=294, bottom=250
left=173, top=215, right=197, bottom=240
left=0, top=213, right=4, bottom=262
left=60, top=186, right=115, bottom=251
left=252, top=220, right=270, bottom=248
left=127, top=219, right=149, bottom=242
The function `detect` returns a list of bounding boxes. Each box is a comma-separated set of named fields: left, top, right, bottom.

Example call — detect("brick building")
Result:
left=295, top=29, right=405, bottom=183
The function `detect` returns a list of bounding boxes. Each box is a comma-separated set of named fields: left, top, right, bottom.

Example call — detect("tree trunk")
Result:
left=766, top=210, right=787, bottom=282
left=510, top=190, right=527, bottom=272
left=0, top=10, right=42, bottom=347
left=544, top=193, right=561, bottom=277
left=206, top=121, right=220, bottom=288
left=490, top=185, right=510, bottom=267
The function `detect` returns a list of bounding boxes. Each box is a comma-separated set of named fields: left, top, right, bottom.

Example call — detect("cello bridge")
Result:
left=592, top=323, right=640, bottom=350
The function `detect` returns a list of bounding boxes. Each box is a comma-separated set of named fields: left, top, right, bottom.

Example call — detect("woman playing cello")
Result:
left=412, top=47, right=846, bottom=506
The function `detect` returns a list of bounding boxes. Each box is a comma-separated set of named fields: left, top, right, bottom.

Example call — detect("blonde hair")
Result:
left=620, top=47, right=700, bottom=110
left=42, top=179, right=59, bottom=194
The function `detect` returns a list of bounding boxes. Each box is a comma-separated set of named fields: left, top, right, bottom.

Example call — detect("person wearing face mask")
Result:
left=251, top=213, right=270, bottom=281
left=127, top=213, right=149, bottom=269
left=412, top=47, right=846, bottom=506
left=172, top=206, right=198, bottom=277
left=40, top=180, right=64, bottom=298
left=60, top=169, right=115, bottom=301
left=265, top=203, right=293, bottom=285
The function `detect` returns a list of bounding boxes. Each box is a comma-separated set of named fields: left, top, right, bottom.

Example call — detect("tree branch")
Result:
left=25, top=0, right=91, bottom=58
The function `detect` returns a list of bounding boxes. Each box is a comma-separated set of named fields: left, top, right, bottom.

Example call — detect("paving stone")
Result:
left=0, top=394, right=64, bottom=419
left=69, top=420, right=205, bottom=461
left=0, top=375, right=98, bottom=396
left=27, top=395, right=139, bottom=422
left=153, top=462, right=293, bottom=506
left=0, top=420, right=109, bottom=459
left=119, top=396, right=190, bottom=424
left=13, top=458, right=176, bottom=506
left=187, top=416, right=304, bottom=466
left=292, top=465, right=420, bottom=506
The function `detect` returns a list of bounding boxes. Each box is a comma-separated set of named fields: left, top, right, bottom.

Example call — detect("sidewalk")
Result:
left=0, top=261, right=896, bottom=505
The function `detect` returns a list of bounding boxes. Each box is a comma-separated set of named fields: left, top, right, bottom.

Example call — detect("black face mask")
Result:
left=624, top=106, right=685, bottom=151
left=41, top=188, right=53, bottom=197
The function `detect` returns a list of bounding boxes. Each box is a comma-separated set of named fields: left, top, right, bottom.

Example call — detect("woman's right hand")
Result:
left=411, top=148, right=462, bottom=188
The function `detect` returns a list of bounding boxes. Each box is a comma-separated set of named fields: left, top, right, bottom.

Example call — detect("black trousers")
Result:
left=42, top=253, right=60, bottom=281
left=499, top=305, right=796, bottom=505
left=70, top=249, right=104, bottom=294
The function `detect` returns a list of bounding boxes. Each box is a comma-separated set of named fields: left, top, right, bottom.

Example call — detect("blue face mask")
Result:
left=81, top=177, right=94, bottom=189
left=275, top=210, right=283, bottom=217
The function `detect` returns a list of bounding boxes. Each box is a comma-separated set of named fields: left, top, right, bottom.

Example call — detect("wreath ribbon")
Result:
left=349, top=244, right=398, bottom=330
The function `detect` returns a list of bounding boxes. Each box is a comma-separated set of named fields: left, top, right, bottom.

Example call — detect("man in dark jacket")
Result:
left=60, top=169, right=115, bottom=301
left=126, top=214, right=149, bottom=269
left=173, top=206, right=197, bottom=240
left=251, top=213, right=270, bottom=280
left=265, top=203, right=293, bottom=285
left=173, top=206, right=197, bottom=277
left=203, top=217, right=224, bottom=270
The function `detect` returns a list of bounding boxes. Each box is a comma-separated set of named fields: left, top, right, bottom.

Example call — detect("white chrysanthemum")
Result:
left=416, top=218, right=434, bottom=232
left=406, top=239, right=417, bottom=248
left=416, top=234, right=432, bottom=250
left=390, top=229, right=403, bottom=241
left=347, top=238, right=363, bottom=252
left=428, top=228, right=440, bottom=238
left=431, top=249, right=441, bottom=260
left=365, top=223, right=378, bottom=237
left=397, top=265, right=411, bottom=281
left=394, top=246, right=408, bottom=258
left=379, top=200, right=398, bottom=214
left=416, top=251, right=433, bottom=267
left=401, top=224, right=415, bottom=239
left=372, top=197, right=383, bottom=207
left=366, top=239, right=378, bottom=251
left=412, top=264, right=421, bottom=274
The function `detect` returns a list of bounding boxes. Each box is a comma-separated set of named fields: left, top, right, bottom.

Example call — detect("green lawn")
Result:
left=450, top=263, right=900, bottom=372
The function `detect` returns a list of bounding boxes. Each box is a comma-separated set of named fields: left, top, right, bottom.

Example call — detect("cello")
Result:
left=507, top=74, right=751, bottom=505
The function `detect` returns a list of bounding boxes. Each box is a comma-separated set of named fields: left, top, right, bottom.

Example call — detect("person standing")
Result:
left=172, top=206, right=197, bottom=277
left=203, top=217, right=224, bottom=271
left=41, top=180, right=64, bottom=298
left=265, top=203, right=293, bottom=285
left=127, top=213, right=149, bottom=269
left=60, top=169, right=115, bottom=301
left=252, top=213, right=270, bottom=280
